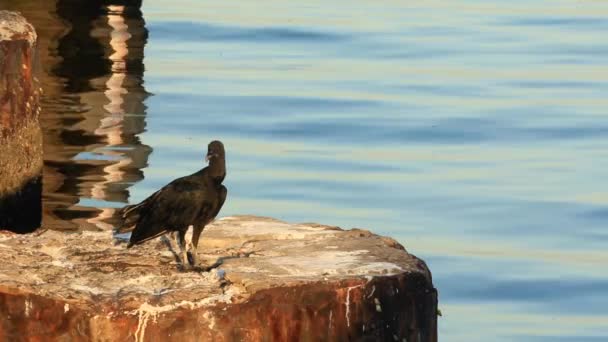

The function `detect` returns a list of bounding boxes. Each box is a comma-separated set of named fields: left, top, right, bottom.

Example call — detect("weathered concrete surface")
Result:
left=0, top=216, right=437, bottom=341
left=0, top=11, right=43, bottom=232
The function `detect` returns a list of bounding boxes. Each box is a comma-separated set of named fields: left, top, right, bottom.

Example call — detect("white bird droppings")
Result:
left=24, top=299, right=32, bottom=317
left=345, top=285, right=363, bottom=327
left=374, top=298, right=382, bottom=312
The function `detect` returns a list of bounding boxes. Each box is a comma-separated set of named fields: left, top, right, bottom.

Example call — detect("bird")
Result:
left=115, top=140, right=227, bottom=269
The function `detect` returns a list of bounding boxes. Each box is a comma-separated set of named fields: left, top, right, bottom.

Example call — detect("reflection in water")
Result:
left=17, top=1, right=151, bottom=231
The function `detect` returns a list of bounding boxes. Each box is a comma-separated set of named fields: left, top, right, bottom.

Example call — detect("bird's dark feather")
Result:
left=124, top=167, right=226, bottom=248
left=115, top=189, right=161, bottom=234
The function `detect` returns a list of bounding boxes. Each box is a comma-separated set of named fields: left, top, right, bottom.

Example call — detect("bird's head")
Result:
left=205, top=140, right=225, bottom=163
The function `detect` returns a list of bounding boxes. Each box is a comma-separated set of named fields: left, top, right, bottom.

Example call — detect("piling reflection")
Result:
left=10, top=1, right=151, bottom=231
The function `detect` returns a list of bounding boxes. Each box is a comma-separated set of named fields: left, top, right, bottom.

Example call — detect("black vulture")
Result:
left=116, top=140, right=227, bottom=269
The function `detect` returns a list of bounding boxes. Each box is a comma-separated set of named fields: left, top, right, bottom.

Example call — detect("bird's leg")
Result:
left=164, top=232, right=177, bottom=251
left=170, top=231, right=179, bottom=253
left=176, top=230, right=190, bottom=270
left=188, top=225, right=204, bottom=267
left=186, top=225, right=194, bottom=255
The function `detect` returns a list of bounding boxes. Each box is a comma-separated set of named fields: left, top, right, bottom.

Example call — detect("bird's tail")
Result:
left=115, top=188, right=163, bottom=234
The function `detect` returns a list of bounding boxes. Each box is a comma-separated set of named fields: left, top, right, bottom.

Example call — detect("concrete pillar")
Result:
left=0, top=11, right=43, bottom=233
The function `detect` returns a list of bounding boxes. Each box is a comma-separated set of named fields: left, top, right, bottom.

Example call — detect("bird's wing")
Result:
left=193, top=185, right=227, bottom=228
left=127, top=179, right=210, bottom=247
left=210, top=185, right=227, bottom=221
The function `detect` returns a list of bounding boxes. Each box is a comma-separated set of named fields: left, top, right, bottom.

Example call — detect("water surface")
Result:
left=11, top=0, right=608, bottom=340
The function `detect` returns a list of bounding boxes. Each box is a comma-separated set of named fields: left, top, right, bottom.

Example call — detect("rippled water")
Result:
left=9, top=0, right=608, bottom=340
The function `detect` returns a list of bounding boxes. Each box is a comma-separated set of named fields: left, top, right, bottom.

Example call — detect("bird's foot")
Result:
left=187, top=250, right=199, bottom=267
left=179, top=263, right=205, bottom=272
left=178, top=252, right=204, bottom=272
left=179, top=249, right=191, bottom=271
left=178, top=262, right=194, bottom=272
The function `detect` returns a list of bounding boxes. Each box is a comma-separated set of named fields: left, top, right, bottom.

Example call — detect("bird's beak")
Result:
left=205, top=152, right=216, bottom=163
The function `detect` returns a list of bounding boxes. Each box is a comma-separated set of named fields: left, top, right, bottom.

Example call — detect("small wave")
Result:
left=149, top=21, right=347, bottom=43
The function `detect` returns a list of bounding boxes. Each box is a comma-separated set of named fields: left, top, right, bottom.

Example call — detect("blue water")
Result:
left=34, top=0, right=608, bottom=340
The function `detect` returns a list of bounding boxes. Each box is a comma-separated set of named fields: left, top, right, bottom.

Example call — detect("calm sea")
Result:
left=9, top=0, right=608, bottom=340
